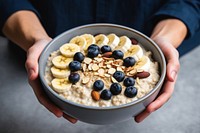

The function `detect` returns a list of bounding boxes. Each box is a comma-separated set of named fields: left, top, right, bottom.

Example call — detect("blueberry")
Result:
left=110, top=83, right=122, bottom=95
left=113, top=71, right=125, bottom=82
left=68, top=73, right=80, bottom=84
left=74, top=52, right=85, bottom=63
left=123, top=77, right=135, bottom=87
left=101, top=45, right=112, bottom=53
left=112, top=50, right=124, bottom=59
left=93, top=80, right=104, bottom=91
left=100, top=89, right=112, bottom=100
left=123, top=57, right=136, bottom=67
left=124, top=86, right=137, bottom=98
left=88, top=44, right=100, bottom=51
left=87, top=48, right=100, bottom=58
left=69, top=61, right=81, bottom=72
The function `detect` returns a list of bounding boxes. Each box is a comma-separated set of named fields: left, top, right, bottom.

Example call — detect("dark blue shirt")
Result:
left=0, top=0, right=200, bottom=55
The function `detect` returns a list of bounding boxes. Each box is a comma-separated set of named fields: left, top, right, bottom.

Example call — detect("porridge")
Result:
left=44, top=33, right=160, bottom=107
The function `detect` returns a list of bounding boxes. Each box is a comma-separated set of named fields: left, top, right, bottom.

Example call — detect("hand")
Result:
left=135, top=36, right=180, bottom=122
left=25, top=38, right=77, bottom=123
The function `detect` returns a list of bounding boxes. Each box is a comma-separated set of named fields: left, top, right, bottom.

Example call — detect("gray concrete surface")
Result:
left=0, top=36, right=200, bottom=133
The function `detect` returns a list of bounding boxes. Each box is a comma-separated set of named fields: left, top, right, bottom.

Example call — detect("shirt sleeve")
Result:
left=153, top=0, right=200, bottom=38
left=0, top=0, right=40, bottom=36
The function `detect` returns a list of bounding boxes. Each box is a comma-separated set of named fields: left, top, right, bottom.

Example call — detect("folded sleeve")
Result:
left=153, top=0, right=200, bottom=38
left=0, top=0, right=40, bottom=36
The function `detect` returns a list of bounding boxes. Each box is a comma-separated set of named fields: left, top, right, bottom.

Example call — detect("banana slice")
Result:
left=51, top=78, right=72, bottom=93
left=114, top=36, right=132, bottom=53
left=52, top=55, right=73, bottom=69
left=107, top=33, right=120, bottom=50
left=134, top=56, right=150, bottom=72
left=51, top=66, right=70, bottom=78
left=69, top=36, right=87, bottom=49
left=95, top=34, right=109, bottom=47
left=81, top=34, right=96, bottom=51
left=124, top=45, right=143, bottom=61
left=60, top=43, right=80, bottom=57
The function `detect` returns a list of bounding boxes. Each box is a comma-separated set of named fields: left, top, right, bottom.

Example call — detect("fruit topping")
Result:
left=101, top=45, right=112, bottom=53
left=112, top=50, right=124, bottom=59
left=123, top=57, right=136, bottom=67
left=93, top=80, right=104, bottom=91
left=100, top=89, right=112, bottom=100
left=88, top=44, right=100, bottom=51
left=113, top=71, right=125, bottom=82
left=73, top=52, right=85, bottom=63
left=87, top=45, right=100, bottom=58
left=69, top=61, right=82, bottom=72
left=110, top=83, right=122, bottom=95
left=68, top=73, right=80, bottom=84
left=124, top=86, right=137, bottom=98
left=123, top=77, right=135, bottom=87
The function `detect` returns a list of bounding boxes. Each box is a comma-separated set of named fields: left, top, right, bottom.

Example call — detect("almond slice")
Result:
left=117, top=66, right=123, bottom=71
left=92, top=64, right=99, bottom=71
left=111, top=76, right=118, bottom=83
left=108, top=68, right=116, bottom=75
left=82, top=77, right=90, bottom=84
left=88, top=64, right=93, bottom=70
left=83, top=57, right=92, bottom=64
left=107, top=64, right=112, bottom=68
left=82, top=64, right=87, bottom=72
left=98, top=68, right=105, bottom=77
left=104, top=73, right=110, bottom=77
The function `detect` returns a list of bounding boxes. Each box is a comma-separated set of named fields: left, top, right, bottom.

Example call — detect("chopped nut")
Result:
left=108, top=68, right=116, bottom=75
left=99, top=62, right=104, bottom=67
left=111, top=76, right=118, bottom=83
left=91, top=90, right=100, bottom=101
left=82, top=77, right=90, bottom=84
left=136, top=68, right=144, bottom=72
left=82, top=64, right=87, bottom=72
left=83, top=57, right=92, bottom=64
left=94, top=57, right=103, bottom=62
left=92, top=64, right=99, bottom=71
left=88, top=64, right=93, bottom=70
left=104, top=73, right=110, bottom=77
left=94, top=72, right=99, bottom=76
left=98, top=68, right=105, bottom=77
left=107, top=64, right=112, bottom=68
left=102, top=52, right=112, bottom=58
left=117, top=66, right=123, bottom=71
left=129, top=69, right=136, bottom=75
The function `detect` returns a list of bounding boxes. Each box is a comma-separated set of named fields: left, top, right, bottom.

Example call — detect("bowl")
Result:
left=39, top=23, right=166, bottom=125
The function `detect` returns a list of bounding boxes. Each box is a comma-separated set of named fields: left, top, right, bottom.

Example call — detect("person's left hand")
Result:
left=135, top=36, right=180, bottom=123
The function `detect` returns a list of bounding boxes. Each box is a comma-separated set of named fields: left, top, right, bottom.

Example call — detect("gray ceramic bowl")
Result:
left=39, top=23, right=166, bottom=125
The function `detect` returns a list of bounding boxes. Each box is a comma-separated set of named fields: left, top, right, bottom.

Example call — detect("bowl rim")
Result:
left=39, top=23, right=166, bottom=110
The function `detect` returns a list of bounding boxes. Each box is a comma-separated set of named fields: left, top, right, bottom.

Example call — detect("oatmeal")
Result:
left=44, top=33, right=160, bottom=107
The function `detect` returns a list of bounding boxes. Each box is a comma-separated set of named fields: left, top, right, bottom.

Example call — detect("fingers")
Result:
left=29, top=78, right=63, bottom=117
left=25, top=39, right=51, bottom=80
left=152, top=37, right=180, bottom=82
left=63, top=113, right=78, bottom=124
left=166, top=49, right=180, bottom=82
left=135, top=79, right=175, bottom=123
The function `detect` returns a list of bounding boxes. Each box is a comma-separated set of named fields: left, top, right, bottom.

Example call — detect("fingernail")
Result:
left=171, top=71, right=177, bottom=81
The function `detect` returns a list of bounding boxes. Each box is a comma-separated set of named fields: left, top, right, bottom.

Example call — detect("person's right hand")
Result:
left=25, top=38, right=77, bottom=123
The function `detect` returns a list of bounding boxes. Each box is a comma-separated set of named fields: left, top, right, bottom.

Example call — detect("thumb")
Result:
left=152, top=37, right=180, bottom=82
left=25, top=39, right=51, bottom=80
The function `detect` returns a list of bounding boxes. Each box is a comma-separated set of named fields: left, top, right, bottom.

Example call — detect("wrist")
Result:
left=151, top=19, right=187, bottom=48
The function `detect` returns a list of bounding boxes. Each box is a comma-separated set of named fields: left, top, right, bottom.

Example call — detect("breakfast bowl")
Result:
left=39, top=23, right=166, bottom=125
